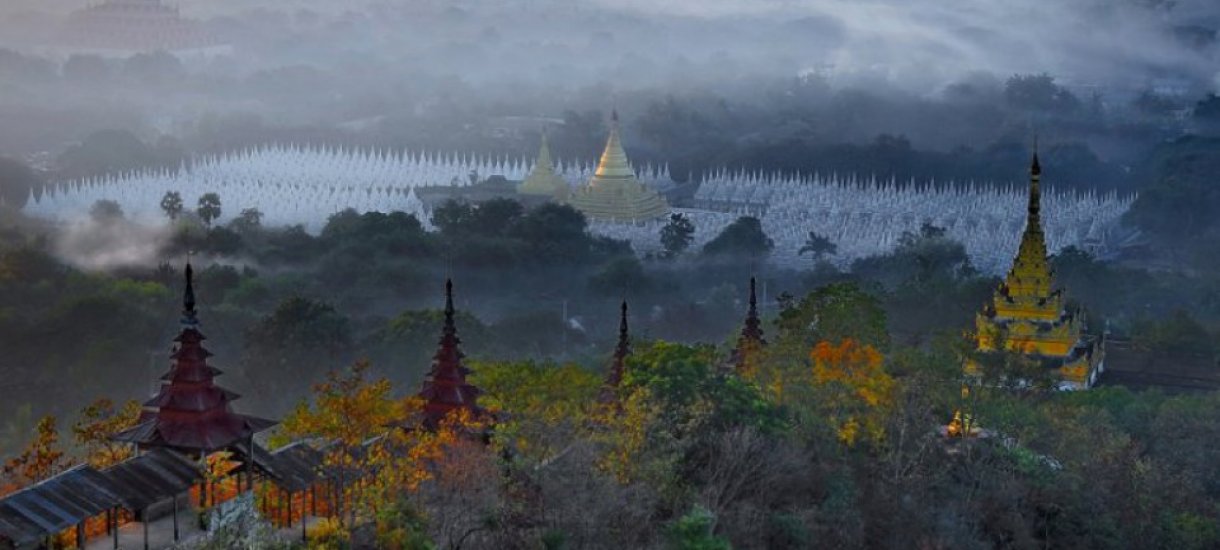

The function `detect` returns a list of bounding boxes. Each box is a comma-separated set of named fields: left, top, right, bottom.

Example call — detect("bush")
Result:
left=307, top=517, right=350, bottom=550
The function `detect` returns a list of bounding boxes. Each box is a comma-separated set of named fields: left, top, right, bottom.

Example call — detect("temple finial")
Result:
left=1031, top=136, right=1041, bottom=176
left=1028, top=139, right=1042, bottom=222
left=748, top=276, right=758, bottom=314
left=182, top=253, right=198, bottom=327
left=444, top=278, right=455, bottom=320
left=616, top=300, right=630, bottom=358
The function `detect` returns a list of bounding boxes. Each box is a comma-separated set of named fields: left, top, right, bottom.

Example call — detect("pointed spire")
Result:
left=594, top=110, right=634, bottom=179
left=600, top=300, right=631, bottom=405
left=111, top=256, right=275, bottom=453
left=1027, top=139, right=1042, bottom=225
left=182, top=255, right=199, bottom=329
left=730, top=277, right=766, bottom=375
left=417, top=279, right=484, bottom=430
left=444, top=278, right=455, bottom=330
left=615, top=299, right=630, bottom=361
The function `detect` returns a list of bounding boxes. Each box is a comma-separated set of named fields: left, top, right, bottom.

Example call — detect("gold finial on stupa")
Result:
left=519, top=130, right=569, bottom=199
left=567, top=109, right=669, bottom=223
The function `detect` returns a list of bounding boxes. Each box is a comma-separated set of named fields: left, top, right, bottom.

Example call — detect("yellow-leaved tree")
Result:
left=274, top=360, right=415, bottom=524
left=72, top=398, right=142, bottom=469
left=471, top=360, right=600, bottom=463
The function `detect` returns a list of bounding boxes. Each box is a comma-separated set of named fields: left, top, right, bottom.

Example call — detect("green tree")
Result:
left=775, top=283, right=890, bottom=352
left=660, top=213, right=695, bottom=258
left=229, top=207, right=262, bottom=233
left=197, top=192, right=222, bottom=227
left=589, top=256, right=652, bottom=297
left=89, top=199, right=124, bottom=223
left=160, top=191, right=184, bottom=221
left=243, top=297, right=354, bottom=407
left=798, top=231, right=836, bottom=262
left=509, top=203, right=595, bottom=264
left=665, top=506, right=731, bottom=550
left=702, top=216, right=773, bottom=259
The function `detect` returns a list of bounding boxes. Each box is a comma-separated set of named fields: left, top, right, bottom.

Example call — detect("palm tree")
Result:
left=798, top=231, right=837, bottom=262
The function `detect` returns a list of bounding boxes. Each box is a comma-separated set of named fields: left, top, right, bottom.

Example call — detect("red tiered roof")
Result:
left=599, top=301, right=631, bottom=404
left=729, top=277, right=767, bottom=373
left=417, top=279, right=484, bottom=430
left=114, top=263, right=274, bottom=453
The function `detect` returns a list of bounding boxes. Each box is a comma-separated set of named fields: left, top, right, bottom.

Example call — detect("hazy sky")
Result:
left=595, top=0, right=1219, bottom=91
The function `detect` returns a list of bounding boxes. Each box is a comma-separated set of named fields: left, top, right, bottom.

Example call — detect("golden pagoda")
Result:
left=519, top=131, right=570, bottom=200
left=972, top=150, right=1105, bottom=390
left=567, top=111, right=669, bottom=223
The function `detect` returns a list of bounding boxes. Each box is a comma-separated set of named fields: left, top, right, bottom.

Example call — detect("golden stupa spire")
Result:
left=1002, top=142, right=1052, bottom=299
left=566, top=109, right=669, bottom=222
left=519, top=129, right=569, bottom=199
left=593, top=110, right=636, bottom=180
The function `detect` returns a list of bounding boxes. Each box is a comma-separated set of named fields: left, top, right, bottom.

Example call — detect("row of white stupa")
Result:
left=595, top=176, right=1133, bottom=275
left=22, top=144, right=671, bottom=233
left=21, top=144, right=1134, bottom=274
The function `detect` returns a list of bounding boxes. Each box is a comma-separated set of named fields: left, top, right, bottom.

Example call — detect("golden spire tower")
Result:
left=972, top=149, right=1105, bottom=389
left=567, top=110, right=669, bottom=222
left=519, top=131, right=570, bottom=200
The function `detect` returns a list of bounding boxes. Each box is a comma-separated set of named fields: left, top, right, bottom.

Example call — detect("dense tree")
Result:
left=196, top=192, right=222, bottom=227
left=160, top=190, right=184, bottom=221
left=702, top=216, right=773, bottom=260
left=88, top=199, right=124, bottom=223
left=589, top=256, right=652, bottom=297
left=229, top=208, right=263, bottom=233
left=798, top=231, right=836, bottom=262
left=244, top=297, right=354, bottom=406
left=775, top=282, right=890, bottom=353
left=660, top=213, right=696, bottom=258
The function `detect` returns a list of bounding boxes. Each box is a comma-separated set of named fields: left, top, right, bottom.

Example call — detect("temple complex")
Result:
left=416, top=279, right=485, bottom=429
left=517, top=132, right=570, bottom=200
left=599, top=301, right=632, bottom=405
left=64, top=0, right=222, bottom=53
left=566, top=111, right=670, bottom=223
left=113, top=262, right=275, bottom=454
left=728, top=277, right=767, bottom=376
left=971, top=151, right=1106, bottom=390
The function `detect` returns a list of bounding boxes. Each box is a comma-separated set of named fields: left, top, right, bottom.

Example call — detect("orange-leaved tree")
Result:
left=73, top=398, right=141, bottom=469
left=3, top=416, right=71, bottom=491
left=811, top=338, right=895, bottom=446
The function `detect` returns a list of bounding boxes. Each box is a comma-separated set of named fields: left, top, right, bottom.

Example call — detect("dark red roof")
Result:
left=729, top=277, right=767, bottom=372
left=416, top=279, right=484, bottom=430
left=599, top=300, right=631, bottom=405
left=112, top=262, right=274, bottom=453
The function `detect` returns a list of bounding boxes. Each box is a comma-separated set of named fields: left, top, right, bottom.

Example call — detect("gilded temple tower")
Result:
left=972, top=150, right=1105, bottom=390
left=567, top=111, right=670, bottom=222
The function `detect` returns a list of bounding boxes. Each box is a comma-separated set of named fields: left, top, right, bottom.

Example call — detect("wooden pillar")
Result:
left=301, top=490, right=308, bottom=542
left=76, top=522, right=85, bottom=549
left=112, top=507, right=119, bottom=550
left=173, top=494, right=180, bottom=541
left=143, top=510, right=149, bottom=550
left=309, top=484, right=317, bottom=517
left=247, top=434, right=255, bottom=494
